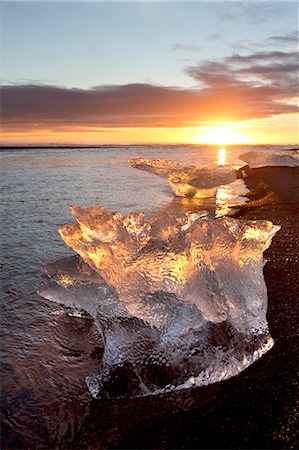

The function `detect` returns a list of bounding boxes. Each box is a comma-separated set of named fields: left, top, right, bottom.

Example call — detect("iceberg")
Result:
left=239, top=149, right=299, bottom=168
left=129, top=158, right=238, bottom=198
left=40, top=204, right=280, bottom=399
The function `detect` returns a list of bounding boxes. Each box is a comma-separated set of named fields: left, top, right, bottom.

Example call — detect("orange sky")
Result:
left=1, top=78, right=298, bottom=145
left=2, top=114, right=298, bottom=146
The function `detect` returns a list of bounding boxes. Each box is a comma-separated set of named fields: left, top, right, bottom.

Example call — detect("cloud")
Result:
left=218, top=2, right=295, bottom=25
left=185, top=49, right=299, bottom=95
left=232, top=31, right=298, bottom=52
left=267, top=31, right=298, bottom=46
left=1, top=83, right=223, bottom=129
left=171, top=43, right=202, bottom=52
left=2, top=47, right=298, bottom=133
left=227, top=50, right=298, bottom=64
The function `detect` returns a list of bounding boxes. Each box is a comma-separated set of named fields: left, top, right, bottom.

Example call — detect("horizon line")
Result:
left=1, top=142, right=299, bottom=149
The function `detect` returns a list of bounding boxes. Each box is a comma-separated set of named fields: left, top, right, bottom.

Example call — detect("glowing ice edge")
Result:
left=157, top=335, right=274, bottom=394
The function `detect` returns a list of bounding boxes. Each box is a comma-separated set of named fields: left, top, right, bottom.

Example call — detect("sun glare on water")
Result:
left=217, top=147, right=227, bottom=165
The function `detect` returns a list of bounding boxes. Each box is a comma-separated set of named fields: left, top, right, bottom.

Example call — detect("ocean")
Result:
left=0, top=144, right=297, bottom=448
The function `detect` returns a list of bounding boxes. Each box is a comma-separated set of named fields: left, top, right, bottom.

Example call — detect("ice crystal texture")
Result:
left=239, top=150, right=299, bottom=168
left=129, top=158, right=237, bottom=198
left=41, top=205, right=279, bottom=399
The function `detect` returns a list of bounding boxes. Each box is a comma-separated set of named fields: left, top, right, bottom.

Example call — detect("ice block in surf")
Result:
left=129, top=157, right=238, bottom=198
left=43, top=204, right=281, bottom=399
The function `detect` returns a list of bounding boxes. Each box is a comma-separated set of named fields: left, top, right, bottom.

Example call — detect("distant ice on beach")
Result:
left=239, top=149, right=299, bottom=168
left=128, top=157, right=250, bottom=215
left=40, top=203, right=279, bottom=399
left=129, top=157, right=237, bottom=198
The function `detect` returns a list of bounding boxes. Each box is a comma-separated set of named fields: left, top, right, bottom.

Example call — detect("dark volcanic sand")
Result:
left=104, top=166, right=298, bottom=450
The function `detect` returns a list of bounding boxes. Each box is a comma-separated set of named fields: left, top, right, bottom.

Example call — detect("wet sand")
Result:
left=106, top=166, right=298, bottom=449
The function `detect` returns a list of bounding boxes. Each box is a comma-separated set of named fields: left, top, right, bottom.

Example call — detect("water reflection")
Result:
left=217, top=148, right=227, bottom=166
left=216, top=179, right=250, bottom=217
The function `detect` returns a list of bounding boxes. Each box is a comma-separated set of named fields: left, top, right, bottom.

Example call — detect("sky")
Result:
left=1, top=1, right=298, bottom=145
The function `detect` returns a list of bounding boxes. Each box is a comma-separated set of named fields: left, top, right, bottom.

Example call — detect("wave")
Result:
left=40, top=204, right=279, bottom=399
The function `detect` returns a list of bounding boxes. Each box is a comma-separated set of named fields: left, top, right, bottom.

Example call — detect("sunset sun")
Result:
left=193, top=125, right=251, bottom=146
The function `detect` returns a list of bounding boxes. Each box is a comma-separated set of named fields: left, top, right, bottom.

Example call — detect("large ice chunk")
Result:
left=239, top=149, right=299, bottom=168
left=40, top=204, right=280, bottom=399
left=129, top=158, right=237, bottom=198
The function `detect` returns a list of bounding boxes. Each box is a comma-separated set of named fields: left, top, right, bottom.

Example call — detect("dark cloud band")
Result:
left=1, top=47, right=298, bottom=132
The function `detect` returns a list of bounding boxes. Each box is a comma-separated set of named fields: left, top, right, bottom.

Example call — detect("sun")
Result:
left=192, top=125, right=250, bottom=145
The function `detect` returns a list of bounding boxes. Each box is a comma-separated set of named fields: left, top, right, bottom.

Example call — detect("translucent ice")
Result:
left=239, top=149, right=299, bottom=168
left=40, top=204, right=280, bottom=399
left=129, top=158, right=237, bottom=198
